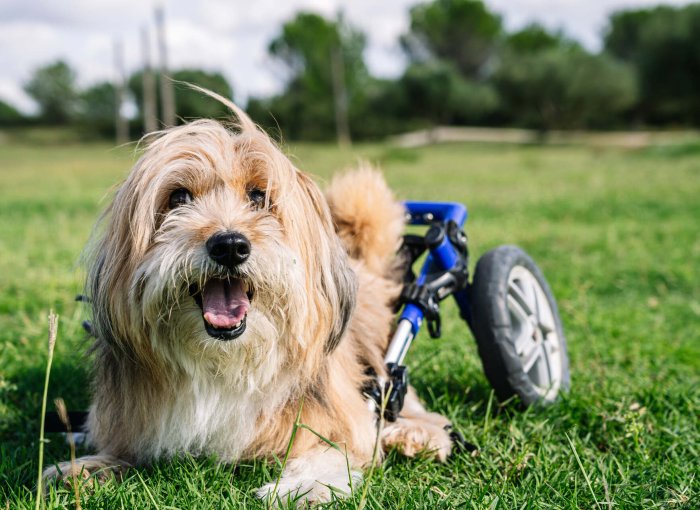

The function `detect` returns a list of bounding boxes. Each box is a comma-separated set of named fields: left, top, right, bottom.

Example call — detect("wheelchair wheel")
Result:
left=470, top=245, right=569, bottom=405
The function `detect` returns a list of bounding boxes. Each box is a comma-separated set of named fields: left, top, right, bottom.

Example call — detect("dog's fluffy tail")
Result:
left=326, top=164, right=405, bottom=276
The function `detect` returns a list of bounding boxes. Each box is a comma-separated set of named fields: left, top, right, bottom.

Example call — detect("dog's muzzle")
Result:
left=189, top=232, right=254, bottom=341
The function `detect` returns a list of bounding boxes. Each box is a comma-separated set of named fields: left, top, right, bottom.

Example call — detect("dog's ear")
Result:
left=294, top=171, right=357, bottom=353
left=85, top=157, right=159, bottom=359
left=324, top=245, right=357, bottom=353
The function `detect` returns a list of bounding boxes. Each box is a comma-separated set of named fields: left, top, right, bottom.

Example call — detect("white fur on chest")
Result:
left=146, top=378, right=266, bottom=462
left=134, top=325, right=293, bottom=463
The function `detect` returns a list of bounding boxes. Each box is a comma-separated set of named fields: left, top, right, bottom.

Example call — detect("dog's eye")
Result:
left=169, top=188, right=193, bottom=209
left=248, top=188, right=266, bottom=209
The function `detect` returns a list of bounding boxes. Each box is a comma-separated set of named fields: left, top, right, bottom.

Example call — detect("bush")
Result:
left=0, top=99, right=25, bottom=126
left=493, top=47, right=637, bottom=131
left=399, top=61, right=499, bottom=126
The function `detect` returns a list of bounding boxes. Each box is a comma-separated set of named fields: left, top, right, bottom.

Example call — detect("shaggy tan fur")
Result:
left=44, top=93, right=453, bottom=506
left=326, top=165, right=406, bottom=277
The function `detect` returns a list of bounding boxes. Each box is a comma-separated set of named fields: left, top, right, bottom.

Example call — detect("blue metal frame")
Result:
left=399, top=201, right=471, bottom=337
left=370, top=201, right=475, bottom=419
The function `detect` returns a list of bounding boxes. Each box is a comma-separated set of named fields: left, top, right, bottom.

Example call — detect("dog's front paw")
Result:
left=256, top=447, right=362, bottom=507
left=382, top=417, right=453, bottom=462
left=43, top=455, right=129, bottom=491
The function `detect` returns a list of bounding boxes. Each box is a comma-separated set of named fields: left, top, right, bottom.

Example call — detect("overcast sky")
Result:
left=0, top=0, right=695, bottom=113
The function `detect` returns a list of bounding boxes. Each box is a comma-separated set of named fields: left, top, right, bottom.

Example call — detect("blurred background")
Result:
left=2, top=0, right=700, bottom=145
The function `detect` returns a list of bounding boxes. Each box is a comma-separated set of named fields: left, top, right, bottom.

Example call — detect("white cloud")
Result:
left=0, top=79, right=35, bottom=113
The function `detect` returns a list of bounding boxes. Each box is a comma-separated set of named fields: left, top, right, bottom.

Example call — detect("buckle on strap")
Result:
left=364, top=363, right=409, bottom=422
left=398, top=282, right=442, bottom=338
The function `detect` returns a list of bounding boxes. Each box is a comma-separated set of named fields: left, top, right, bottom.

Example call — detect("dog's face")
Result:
left=88, top=117, right=356, bottom=379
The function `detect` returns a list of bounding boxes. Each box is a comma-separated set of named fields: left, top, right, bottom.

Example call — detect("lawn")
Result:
left=1, top=136, right=698, bottom=509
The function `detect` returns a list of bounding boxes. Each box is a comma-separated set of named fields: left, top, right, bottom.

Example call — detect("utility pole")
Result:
left=330, top=45, right=351, bottom=148
left=330, top=11, right=351, bottom=148
left=141, top=26, right=158, bottom=134
left=155, top=5, right=176, bottom=127
left=113, top=38, right=129, bottom=144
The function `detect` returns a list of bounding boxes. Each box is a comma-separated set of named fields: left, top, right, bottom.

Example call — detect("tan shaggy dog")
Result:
left=44, top=95, right=454, bottom=505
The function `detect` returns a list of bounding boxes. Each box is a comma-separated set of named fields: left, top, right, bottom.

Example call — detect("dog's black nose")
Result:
left=206, top=232, right=251, bottom=268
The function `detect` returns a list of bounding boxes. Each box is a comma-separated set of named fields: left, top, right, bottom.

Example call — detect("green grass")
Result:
left=1, top=138, right=699, bottom=509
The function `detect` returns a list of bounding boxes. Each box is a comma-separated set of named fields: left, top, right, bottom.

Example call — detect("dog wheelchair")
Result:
left=366, top=201, right=570, bottom=422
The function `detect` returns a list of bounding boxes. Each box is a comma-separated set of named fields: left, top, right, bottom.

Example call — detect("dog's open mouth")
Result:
left=190, top=277, right=253, bottom=340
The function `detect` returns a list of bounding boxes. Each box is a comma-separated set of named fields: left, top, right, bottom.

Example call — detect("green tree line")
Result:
left=4, top=0, right=700, bottom=139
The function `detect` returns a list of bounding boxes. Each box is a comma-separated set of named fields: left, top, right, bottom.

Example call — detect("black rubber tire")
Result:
left=470, top=245, right=570, bottom=406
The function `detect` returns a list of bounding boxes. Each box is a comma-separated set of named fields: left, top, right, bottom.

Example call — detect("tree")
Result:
left=493, top=46, right=637, bottom=131
left=77, top=82, right=117, bottom=136
left=604, top=9, right=655, bottom=62
left=269, top=12, right=367, bottom=95
left=401, top=0, right=502, bottom=78
left=604, top=5, right=700, bottom=125
left=504, top=24, right=575, bottom=54
left=257, top=11, right=368, bottom=140
left=347, top=78, right=413, bottom=139
left=0, top=99, right=24, bottom=126
left=23, top=60, right=78, bottom=124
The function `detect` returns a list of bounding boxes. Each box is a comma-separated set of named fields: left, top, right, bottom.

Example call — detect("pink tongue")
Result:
left=202, top=278, right=250, bottom=329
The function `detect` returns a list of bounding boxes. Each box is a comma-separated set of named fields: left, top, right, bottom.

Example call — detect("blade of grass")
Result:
left=483, top=390, right=494, bottom=435
left=267, top=397, right=305, bottom=510
left=296, top=424, right=341, bottom=452
left=54, top=398, right=81, bottom=510
left=135, top=470, right=160, bottom=510
left=295, top=423, right=355, bottom=494
left=566, top=432, right=601, bottom=510
left=35, top=312, right=58, bottom=510
left=357, top=380, right=391, bottom=510
left=343, top=443, right=354, bottom=497
left=597, top=458, right=612, bottom=508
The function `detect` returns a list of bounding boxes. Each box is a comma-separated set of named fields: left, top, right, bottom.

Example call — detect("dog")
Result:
left=44, top=92, right=454, bottom=505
